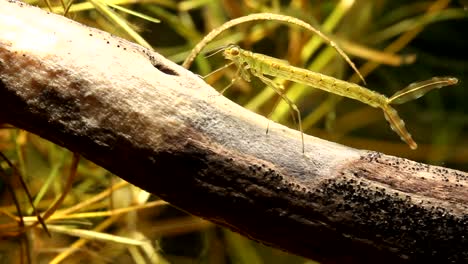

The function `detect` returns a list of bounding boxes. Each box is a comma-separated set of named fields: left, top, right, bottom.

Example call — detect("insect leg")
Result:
left=203, top=61, right=235, bottom=79
left=265, top=83, right=298, bottom=135
left=218, top=62, right=253, bottom=94
left=219, top=65, right=242, bottom=95
left=254, top=73, right=305, bottom=153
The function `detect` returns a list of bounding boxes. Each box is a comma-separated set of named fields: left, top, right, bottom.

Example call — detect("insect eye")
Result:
left=230, top=47, right=239, bottom=56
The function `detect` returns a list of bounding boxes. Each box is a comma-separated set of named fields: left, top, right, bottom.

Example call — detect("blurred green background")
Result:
left=0, top=0, right=467, bottom=263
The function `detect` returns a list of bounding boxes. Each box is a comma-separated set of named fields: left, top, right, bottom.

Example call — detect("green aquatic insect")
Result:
left=219, top=44, right=458, bottom=152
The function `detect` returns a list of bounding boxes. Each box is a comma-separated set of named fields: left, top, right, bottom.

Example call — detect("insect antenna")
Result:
left=204, top=44, right=230, bottom=58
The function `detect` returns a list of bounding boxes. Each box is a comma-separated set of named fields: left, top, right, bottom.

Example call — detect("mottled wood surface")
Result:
left=0, top=1, right=467, bottom=263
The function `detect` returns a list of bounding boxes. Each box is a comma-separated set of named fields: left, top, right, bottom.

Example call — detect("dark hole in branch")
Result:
left=153, top=63, right=178, bottom=76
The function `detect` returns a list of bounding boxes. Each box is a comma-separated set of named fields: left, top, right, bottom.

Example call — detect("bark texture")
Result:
left=0, top=1, right=467, bottom=263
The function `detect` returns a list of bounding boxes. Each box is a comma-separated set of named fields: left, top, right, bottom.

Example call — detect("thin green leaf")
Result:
left=88, top=0, right=152, bottom=49
left=47, top=225, right=146, bottom=246
left=107, top=3, right=160, bottom=23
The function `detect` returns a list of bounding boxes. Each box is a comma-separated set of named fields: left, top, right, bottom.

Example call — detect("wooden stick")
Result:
left=0, top=1, right=466, bottom=263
